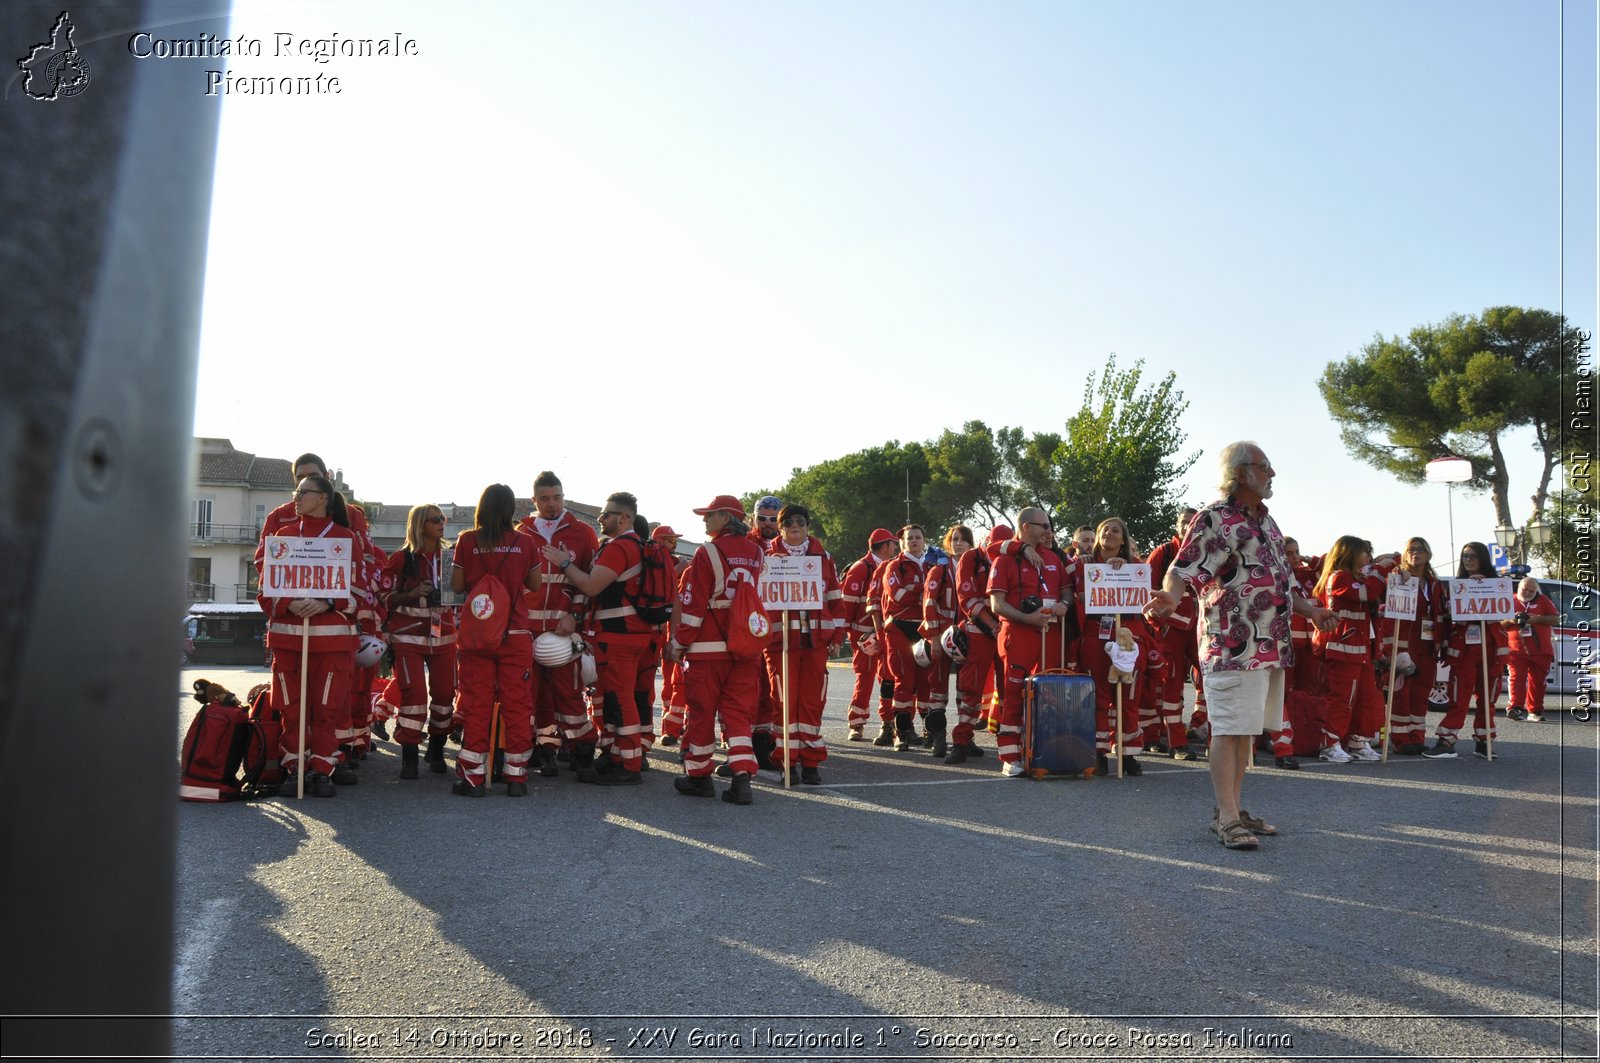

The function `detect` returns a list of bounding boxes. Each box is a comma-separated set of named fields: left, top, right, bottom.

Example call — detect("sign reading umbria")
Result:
left=1448, top=577, right=1516, bottom=621
left=759, top=555, right=825, bottom=612
left=261, top=537, right=354, bottom=600
left=1084, top=563, right=1152, bottom=614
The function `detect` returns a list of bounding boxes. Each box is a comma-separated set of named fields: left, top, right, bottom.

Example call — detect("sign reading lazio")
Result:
left=1084, top=563, right=1152, bottom=614
left=758, top=555, right=825, bottom=612
left=1383, top=573, right=1419, bottom=619
left=1448, top=577, right=1516, bottom=622
left=260, top=536, right=354, bottom=600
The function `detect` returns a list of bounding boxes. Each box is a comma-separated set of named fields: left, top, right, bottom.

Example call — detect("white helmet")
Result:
left=355, top=633, right=386, bottom=668
left=912, top=639, right=934, bottom=668
left=533, top=631, right=578, bottom=668
left=1394, top=651, right=1417, bottom=676
left=939, top=626, right=969, bottom=663
left=857, top=632, right=880, bottom=656
left=579, top=650, right=598, bottom=686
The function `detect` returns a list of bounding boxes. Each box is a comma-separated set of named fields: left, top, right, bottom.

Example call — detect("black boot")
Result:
left=927, top=710, right=948, bottom=759
left=753, top=732, right=778, bottom=771
left=537, top=746, right=559, bottom=778
left=425, top=733, right=448, bottom=774
left=722, top=771, right=753, bottom=805
left=1122, top=754, right=1143, bottom=777
left=674, top=774, right=716, bottom=798
left=872, top=720, right=895, bottom=747
left=399, top=743, right=420, bottom=780
left=894, top=711, right=915, bottom=751
left=573, top=743, right=597, bottom=784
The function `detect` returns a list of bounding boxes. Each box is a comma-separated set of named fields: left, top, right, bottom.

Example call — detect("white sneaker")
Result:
left=1318, top=744, right=1353, bottom=764
left=1000, top=760, right=1025, bottom=778
left=1348, top=744, right=1381, bottom=762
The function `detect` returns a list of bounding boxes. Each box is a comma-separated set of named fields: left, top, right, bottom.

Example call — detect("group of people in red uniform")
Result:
left=255, top=455, right=1555, bottom=799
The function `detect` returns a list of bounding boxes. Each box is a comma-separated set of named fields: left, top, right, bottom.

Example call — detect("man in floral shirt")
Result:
left=1146, top=441, right=1334, bottom=850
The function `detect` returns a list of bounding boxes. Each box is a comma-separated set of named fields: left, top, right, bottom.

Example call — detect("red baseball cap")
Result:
left=651, top=525, right=679, bottom=542
left=988, top=524, right=1014, bottom=544
left=868, top=527, right=897, bottom=547
left=692, top=495, right=746, bottom=519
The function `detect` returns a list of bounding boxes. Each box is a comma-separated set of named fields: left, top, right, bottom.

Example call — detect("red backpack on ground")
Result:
left=180, top=680, right=269, bottom=802
left=246, top=683, right=284, bottom=787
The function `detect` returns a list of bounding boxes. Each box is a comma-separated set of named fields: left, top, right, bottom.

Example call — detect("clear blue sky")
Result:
left=194, top=0, right=1596, bottom=563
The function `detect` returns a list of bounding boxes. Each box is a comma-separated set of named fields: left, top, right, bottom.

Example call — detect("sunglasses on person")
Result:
left=782, top=517, right=808, bottom=528
left=757, top=515, right=779, bottom=524
left=425, top=515, right=447, bottom=524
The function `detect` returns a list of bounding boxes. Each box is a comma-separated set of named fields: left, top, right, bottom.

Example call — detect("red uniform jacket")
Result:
left=516, top=511, right=600, bottom=635
left=765, top=535, right=844, bottom=648
left=675, top=530, right=765, bottom=660
left=380, top=546, right=456, bottom=649
left=840, top=554, right=881, bottom=637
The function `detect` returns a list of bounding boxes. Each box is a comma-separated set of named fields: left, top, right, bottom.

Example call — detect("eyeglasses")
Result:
left=294, top=489, right=325, bottom=498
left=756, top=515, right=779, bottom=524
left=1241, top=461, right=1274, bottom=473
left=601, top=510, right=627, bottom=519
left=425, top=515, right=447, bottom=524
left=782, top=518, right=808, bottom=528
left=1023, top=521, right=1051, bottom=530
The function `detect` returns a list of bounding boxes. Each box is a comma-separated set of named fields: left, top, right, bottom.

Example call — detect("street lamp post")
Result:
left=1425, top=457, right=1474, bottom=562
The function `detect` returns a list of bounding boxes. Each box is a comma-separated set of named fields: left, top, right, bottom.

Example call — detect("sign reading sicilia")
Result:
left=261, top=537, right=354, bottom=600
left=759, top=555, right=825, bottom=612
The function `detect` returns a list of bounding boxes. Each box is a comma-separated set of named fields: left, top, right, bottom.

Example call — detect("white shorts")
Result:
left=1203, top=668, right=1286, bottom=736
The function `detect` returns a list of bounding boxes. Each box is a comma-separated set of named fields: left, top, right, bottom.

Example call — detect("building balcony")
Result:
left=188, top=523, right=260, bottom=544
left=185, top=582, right=216, bottom=603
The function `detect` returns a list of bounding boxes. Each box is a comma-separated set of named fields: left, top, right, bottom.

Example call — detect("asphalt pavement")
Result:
left=167, top=663, right=1598, bottom=1062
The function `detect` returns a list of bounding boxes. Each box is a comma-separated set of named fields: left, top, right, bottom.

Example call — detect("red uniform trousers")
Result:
left=272, top=650, right=354, bottom=777
left=765, top=641, right=830, bottom=768
left=1322, top=658, right=1383, bottom=747
left=996, top=622, right=1065, bottom=764
left=455, top=634, right=536, bottom=786
left=1438, top=650, right=1502, bottom=743
left=1144, top=627, right=1191, bottom=751
left=338, top=664, right=378, bottom=757
left=392, top=645, right=458, bottom=746
left=847, top=645, right=892, bottom=730
left=925, top=650, right=951, bottom=713
left=752, top=655, right=780, bottom=742
left=683, top=655, right=761, bottom=777
left=1507, top=654, right=1552, bottom=715
left=882, top=623, right=932, bottom=733
left=534, top=659, right=599, bottom=749
left=1388, top=652, right=1437, bottom=748
left=660, top=656, right=687, bottom=739
left=953, top=630, right=998, bottom=747
left=593, top=634, right=656, bottom=774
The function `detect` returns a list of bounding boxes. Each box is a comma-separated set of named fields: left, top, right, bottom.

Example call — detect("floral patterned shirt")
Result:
left=1169, top=497, right=1294, bottom=673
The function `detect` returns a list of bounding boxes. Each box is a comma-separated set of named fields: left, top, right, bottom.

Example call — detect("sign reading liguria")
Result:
left=1083, top=563, right=1152, bottom=614
left=759, top=555, right=826, bottom=612
left=261, top=536, right=354, bottom=600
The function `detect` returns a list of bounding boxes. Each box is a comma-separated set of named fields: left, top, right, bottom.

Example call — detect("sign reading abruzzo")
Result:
left=1448, top=577, right=1516, bottom=622
left=759, top=555, right=826, bottom=612
left=1383, top=572, right=1419, bottom=619
left=260, top=536, right=355, bottom=600
left=1083, top=563, right=1152, bottom=614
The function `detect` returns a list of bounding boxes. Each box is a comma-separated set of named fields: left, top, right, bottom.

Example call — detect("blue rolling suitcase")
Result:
left=1023, top=670, right=1098, bottom=778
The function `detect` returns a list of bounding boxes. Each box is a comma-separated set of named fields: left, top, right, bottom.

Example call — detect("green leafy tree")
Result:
left=1320, top=306, right=1582, bottom=528
left=921, top=421, right=1019, bottom=531
left=769, top=442, right=931, bottom=558
left=1048, top=357, right=1199, bottom=550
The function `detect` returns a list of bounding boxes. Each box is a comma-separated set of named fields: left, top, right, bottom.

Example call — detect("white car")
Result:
left=1536, top=579, right=1596, bottom=703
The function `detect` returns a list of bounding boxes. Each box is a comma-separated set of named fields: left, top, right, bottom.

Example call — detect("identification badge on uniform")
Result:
left=1420, top=620, right=1434, bottom=641
left=1465, top=625, right=1481, bottom=645
left=430, top=615, right=443, bottom=640
left=1099, top=615, right=1115, bottom=638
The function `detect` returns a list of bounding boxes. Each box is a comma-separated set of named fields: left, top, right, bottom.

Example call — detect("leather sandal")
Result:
left=1237, top=809, right=1278, bottom=836
left=1211, top=817, right=1259, bottom=850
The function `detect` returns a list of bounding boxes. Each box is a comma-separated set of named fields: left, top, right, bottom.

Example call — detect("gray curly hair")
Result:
left=1216, top=441, right=1261, bottom=496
